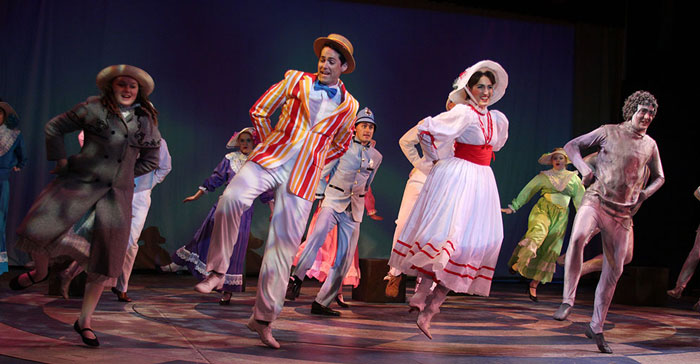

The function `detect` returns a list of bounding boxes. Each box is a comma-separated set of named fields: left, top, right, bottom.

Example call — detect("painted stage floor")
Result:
left=1, top=271, right=699, bottom=364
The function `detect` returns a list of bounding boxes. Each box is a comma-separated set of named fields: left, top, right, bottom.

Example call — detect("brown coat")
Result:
left=17, top=97, right=161, bottom=277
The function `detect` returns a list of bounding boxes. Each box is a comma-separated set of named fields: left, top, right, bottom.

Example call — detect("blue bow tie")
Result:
left=313, top=81, right=338, bottom=99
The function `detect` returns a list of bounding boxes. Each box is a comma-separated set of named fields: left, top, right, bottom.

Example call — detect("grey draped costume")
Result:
left=16, top=97, right=161, bottom=278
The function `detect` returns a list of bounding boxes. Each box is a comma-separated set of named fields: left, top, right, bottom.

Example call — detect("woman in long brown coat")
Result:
left=9, top=65, right=161, bottom=347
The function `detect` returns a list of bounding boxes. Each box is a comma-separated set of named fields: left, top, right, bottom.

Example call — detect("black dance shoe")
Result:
left=311, top=301, right=341, bottom=316
left=219, top=292, right=232, bottom=306
left=9, top=272, right=47, bottom=291
left=335, top=293, right=349, bottom=308
left=73, top=320, right=100, bottom=347
left=584, top=325, right=612, bottom=354
left=528, top=287, right=538, bottom=303
left=285, top=276, right=303, bottom=301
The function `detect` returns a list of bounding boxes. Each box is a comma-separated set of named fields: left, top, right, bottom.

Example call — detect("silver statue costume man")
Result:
left=553, top=90, right=664, bottom=354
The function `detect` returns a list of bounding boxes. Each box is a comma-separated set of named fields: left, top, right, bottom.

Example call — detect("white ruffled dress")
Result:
left=388, top=103, right=509, bottom=296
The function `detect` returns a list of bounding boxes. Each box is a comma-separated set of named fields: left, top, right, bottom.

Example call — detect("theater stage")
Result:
left=1, top=271, right=699, bottom=364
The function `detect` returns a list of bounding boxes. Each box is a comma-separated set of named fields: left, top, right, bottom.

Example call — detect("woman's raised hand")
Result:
left=183, top=189, right=204, bottom=203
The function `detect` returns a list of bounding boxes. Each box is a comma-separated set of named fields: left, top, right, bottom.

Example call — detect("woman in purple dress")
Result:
left=161, top=127, right=273, bottom=304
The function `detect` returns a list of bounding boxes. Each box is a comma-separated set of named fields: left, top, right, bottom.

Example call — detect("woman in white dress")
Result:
left=388, top=60, right=509, bottom=339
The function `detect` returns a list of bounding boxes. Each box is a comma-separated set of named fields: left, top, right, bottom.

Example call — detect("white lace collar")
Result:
left=225, top=151, right=249, bottom=174
left=542, top=169, right=577, bottom=192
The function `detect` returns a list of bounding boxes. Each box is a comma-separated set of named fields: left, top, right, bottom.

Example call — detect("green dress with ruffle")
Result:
left=507, top=169, right=585, bottom=283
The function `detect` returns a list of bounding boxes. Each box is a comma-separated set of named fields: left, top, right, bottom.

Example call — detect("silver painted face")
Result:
left=630, top=104, right=656, bottom=132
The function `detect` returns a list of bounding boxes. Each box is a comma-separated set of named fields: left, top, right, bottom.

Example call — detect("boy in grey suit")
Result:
left=287, top=107, right=382, bottom=316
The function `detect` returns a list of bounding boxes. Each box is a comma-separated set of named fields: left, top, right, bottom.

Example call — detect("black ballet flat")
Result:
left=9, top=272, right=48, bottom=291
left=73, top=320, right=100, bottom=347
left=528, top=291, right=539, bottom=303
left=335, top=294, right=349, bottom=308
left=219, top=293, right=232, bottom=306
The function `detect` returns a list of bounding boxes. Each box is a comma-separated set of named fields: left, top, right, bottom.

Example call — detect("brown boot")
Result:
left=384, top=275, right=401, bottom=298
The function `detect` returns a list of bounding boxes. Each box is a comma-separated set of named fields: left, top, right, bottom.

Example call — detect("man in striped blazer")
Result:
left=194, top=33, right=359, bottom=349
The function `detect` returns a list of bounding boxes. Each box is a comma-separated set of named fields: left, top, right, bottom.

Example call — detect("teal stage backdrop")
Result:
left=1, top=0, right=574, bottom=279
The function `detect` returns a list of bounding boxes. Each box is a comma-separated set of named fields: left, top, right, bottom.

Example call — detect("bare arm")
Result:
left=183, top=189, right=204, bottom=203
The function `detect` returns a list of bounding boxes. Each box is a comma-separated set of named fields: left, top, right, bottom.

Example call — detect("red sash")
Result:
left=454, top=142, right=493, bottom=166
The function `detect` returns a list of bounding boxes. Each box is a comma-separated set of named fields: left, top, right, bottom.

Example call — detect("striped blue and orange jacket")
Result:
left=248, top=70, right=359, bottom=201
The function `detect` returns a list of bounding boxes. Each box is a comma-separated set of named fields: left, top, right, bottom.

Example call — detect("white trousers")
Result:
left=293, top=207, right=360, bottom=306
left=115, top=190, right=152, bottom=292
left=205, top=160, right=312, bottom=322
left=562, top=196, right=633, bottom=333
left=388, top=169, right=426, bottom=276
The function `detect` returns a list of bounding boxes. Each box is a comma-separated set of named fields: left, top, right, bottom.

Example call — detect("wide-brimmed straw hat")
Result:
left=226, top=127, right=259, bottom=149
left=538, top=147, right=571, bottom=165
left=448, top=60, right=508, bottom=107
left=96, top=64, right=155, bottom=96
left=313, top=34, right=355, bottom=74
left=445, top=74, right=462, bottom=110
left=0, top=102, right=17, bottom=118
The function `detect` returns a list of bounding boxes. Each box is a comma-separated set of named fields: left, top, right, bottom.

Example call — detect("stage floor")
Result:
left=1, top=271, right=699, bottom=364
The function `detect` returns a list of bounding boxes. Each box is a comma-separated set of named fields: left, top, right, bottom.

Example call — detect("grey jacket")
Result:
left=17, top=97, right=161, bottom=277
left=316, top=138, right=382, bottom=222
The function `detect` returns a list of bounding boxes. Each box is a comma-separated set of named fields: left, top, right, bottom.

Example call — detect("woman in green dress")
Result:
left=502, top=148, right=585, bottom=301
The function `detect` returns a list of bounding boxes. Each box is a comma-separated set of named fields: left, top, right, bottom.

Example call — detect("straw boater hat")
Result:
left=313, top=34, right=355, bottom=74
left=448, top=60, right=508, bottom=107
left=0, top=102, right=17, bottom=118
left=538, top=147, right=571, bottom=165
left=96, top=64, right=155, bottom=96
left=226, top=127, right=259, bottom=149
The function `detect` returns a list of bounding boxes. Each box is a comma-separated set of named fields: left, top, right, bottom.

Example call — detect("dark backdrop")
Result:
left=0, top=0, right=696, bottom=285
